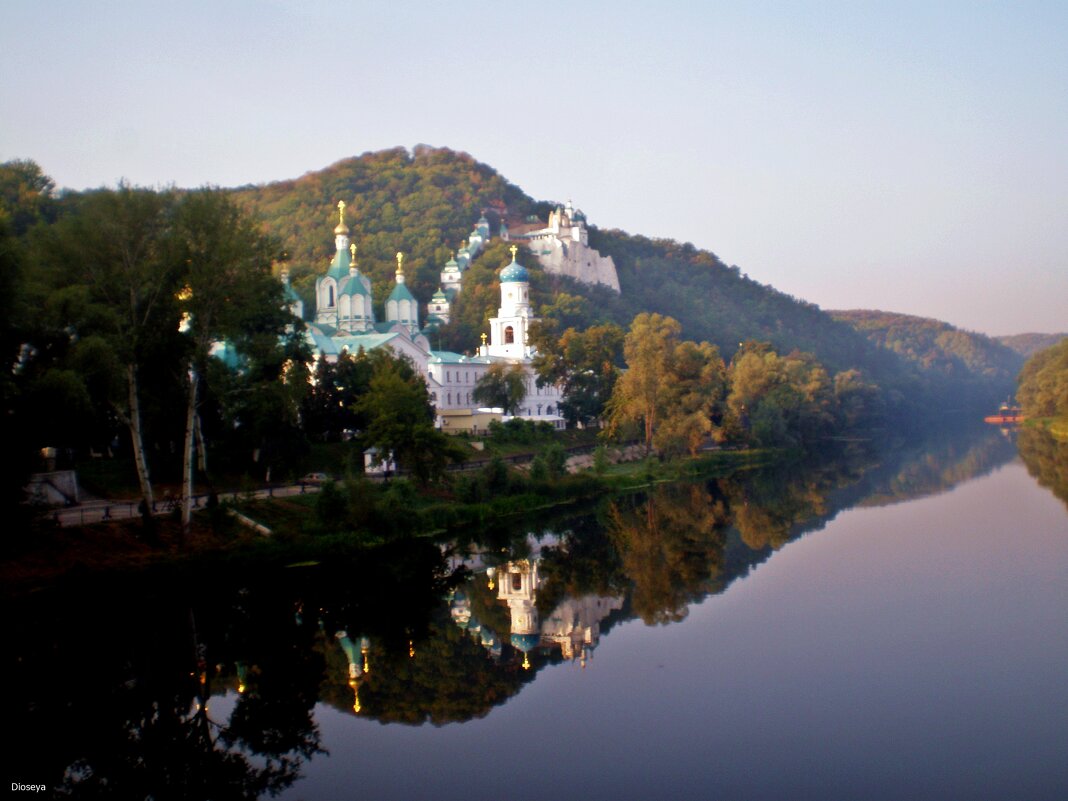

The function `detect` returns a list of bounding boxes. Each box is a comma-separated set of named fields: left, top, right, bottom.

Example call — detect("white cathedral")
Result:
left=291, top=202, right=565, bottom=428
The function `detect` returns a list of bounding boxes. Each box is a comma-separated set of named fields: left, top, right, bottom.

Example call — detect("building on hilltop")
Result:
left=513, top=199, right=620, bottom=293
left=299, top=203, right=564, bottom=428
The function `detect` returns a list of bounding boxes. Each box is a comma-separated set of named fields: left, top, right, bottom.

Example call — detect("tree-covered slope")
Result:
left=998, top=332, right=1068, bottom=359
left=231, top=149, right=909, bottom=380
left=830, top=310, right=1022, bottom=406
left=230, top=146, right=1018, bottom=414
left=232, top=146, right=545, bottom=313
left=1016, top=337, right=1068, bottom=423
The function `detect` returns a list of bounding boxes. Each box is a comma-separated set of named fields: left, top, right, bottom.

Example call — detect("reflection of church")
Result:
left=295, top=203, right=564, bottom=425
left=447, top=551, right=623, bottom=670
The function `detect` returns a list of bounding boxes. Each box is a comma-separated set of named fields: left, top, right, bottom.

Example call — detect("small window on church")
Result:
left=504, top=326, right=514, bottom=344
left=328, top=286, right=335, bottom=307
left=447, top=393, right=452, bottom=405
left=511, top=572, right=523, bottom=591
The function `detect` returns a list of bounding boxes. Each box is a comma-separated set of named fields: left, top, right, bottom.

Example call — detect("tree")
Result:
left=531, top=321, right=624, bottom=428
left=605, top=313, right=682, bottom=456
left=655, top=340, right=727, bottom=456
left=1017, top=337, right=1068, bottom=420
left=171, top=189, right=294, bottom=534
left=473, top=362, right=528, bottom=415
left=38, top=186, right=182, bottom=511
left=0, top=159, right=57, bottom=236
left=356, top=355, right=461, bottom=485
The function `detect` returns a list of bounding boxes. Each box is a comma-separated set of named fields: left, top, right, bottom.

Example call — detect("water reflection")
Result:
left=6, top=425, right=1026, bottom=796
left=1018, top=426, right=1068, bottom=510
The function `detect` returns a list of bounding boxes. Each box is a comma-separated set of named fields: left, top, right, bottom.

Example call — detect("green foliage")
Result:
left=486, top=418, right=556, bottom=445
left=356, top=354, right=462, bottom=485
left=607, top=313, right=726, bottom=455
left=473, top=362, right=527, bottom=415
left=530, top=320, right=625, bottom=427
left=0, top=159, right=58, bottom=236
left=233, top=147, right=538, bottom=324
left=1016, top=337, right=1068, bottom=420
left=831, top=309, right=1022, bottom=411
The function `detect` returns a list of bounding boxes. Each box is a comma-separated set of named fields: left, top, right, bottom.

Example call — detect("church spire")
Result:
left=334, top=200, right=349, bottom=234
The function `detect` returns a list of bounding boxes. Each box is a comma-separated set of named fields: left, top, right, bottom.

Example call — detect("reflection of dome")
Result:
left=510, top=633, right=540, bottom=652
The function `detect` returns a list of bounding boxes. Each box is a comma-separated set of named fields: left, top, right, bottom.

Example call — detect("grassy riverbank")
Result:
left=5, top=447, right=779, bottom=597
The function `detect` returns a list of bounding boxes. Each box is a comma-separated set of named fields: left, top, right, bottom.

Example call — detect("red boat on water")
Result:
left=984, top=403, right=1025, bottom=425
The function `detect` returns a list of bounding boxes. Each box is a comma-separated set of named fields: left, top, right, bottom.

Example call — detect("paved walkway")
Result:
left=48, top=483, right=323, bottom=528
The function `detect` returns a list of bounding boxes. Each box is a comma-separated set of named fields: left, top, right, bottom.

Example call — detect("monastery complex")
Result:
left=289, top=200, right=623, bottom=429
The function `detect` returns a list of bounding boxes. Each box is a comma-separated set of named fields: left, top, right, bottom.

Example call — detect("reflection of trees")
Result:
left=722, top=468, right=829, bottom=552
left=346, top=611, right=534, bottom=725
left=10, top=539, right=453, bottom=798
left=10, top=595, right=323, bottom=800
left=538, top=514, right=628, bottom=620
left=855, top=428, right=1016, bottom=508
left=1018, top=427, right=1068, bottom=511
left=606, top=484, right=729, bottom=624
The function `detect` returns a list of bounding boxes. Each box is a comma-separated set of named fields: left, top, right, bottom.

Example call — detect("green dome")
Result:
left=388, top=281, right=416, bottom=303
left=500, top=257, right=529, bottom=283
left=510, top=633, right=539, bottom=652
left=338, top=274, right=368, bottom=297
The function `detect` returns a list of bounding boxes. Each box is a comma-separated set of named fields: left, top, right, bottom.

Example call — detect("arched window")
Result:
left=504, top=325, right=514, bottom=344
left=511, top=572, right=523, bottom=591
left=328, top=286, right=335, bottom=307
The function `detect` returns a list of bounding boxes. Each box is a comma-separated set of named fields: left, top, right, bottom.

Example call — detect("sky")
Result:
left=2, top=0, right=1066, bottom=336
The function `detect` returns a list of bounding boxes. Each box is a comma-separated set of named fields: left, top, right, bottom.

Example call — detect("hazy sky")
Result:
left=3, top=0, right=1066, bottom=336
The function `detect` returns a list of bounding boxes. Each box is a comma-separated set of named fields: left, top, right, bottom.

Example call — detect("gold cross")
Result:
left=337, top=200, right=345, bottom=225
left=509, top=245, right=518, bottom=260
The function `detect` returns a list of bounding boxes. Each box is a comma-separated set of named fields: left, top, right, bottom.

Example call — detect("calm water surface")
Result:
left=8, top=427, right=1068, bottom=800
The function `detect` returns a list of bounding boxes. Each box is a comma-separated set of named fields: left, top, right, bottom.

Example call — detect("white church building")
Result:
left=296, top=202, right=565, bottom=428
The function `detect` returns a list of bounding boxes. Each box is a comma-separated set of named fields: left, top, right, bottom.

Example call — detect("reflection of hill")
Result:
left=1018, top=427, right=1068, bottom=511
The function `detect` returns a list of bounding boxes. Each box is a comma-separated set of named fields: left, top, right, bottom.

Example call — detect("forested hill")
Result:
left=230, top=145, right=1016, bottom=411
left=231, top=146, right=547, bottom=311
left=830, top=310, right=1023, bottom=396
left=233, top=148, right=903, bottom=368
left=997, top=332, right=1068, bottom=359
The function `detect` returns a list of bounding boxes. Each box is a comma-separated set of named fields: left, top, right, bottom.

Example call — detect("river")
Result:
left=6, top=425, right=1068, bottom=800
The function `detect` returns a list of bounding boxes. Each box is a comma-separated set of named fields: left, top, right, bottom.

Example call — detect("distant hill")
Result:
left=997, top=332, right=1068, bottom=359
left=230, top=146, right=1014, bottom=414
left=830, top=310, right=1022, bottom=407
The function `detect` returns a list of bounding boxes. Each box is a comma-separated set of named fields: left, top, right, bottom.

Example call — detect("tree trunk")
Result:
left=125, top=363, right=155, bottom=510
left=194, top=412, right=208, bottom=474
left=181, top=367, right=199, bottom=540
